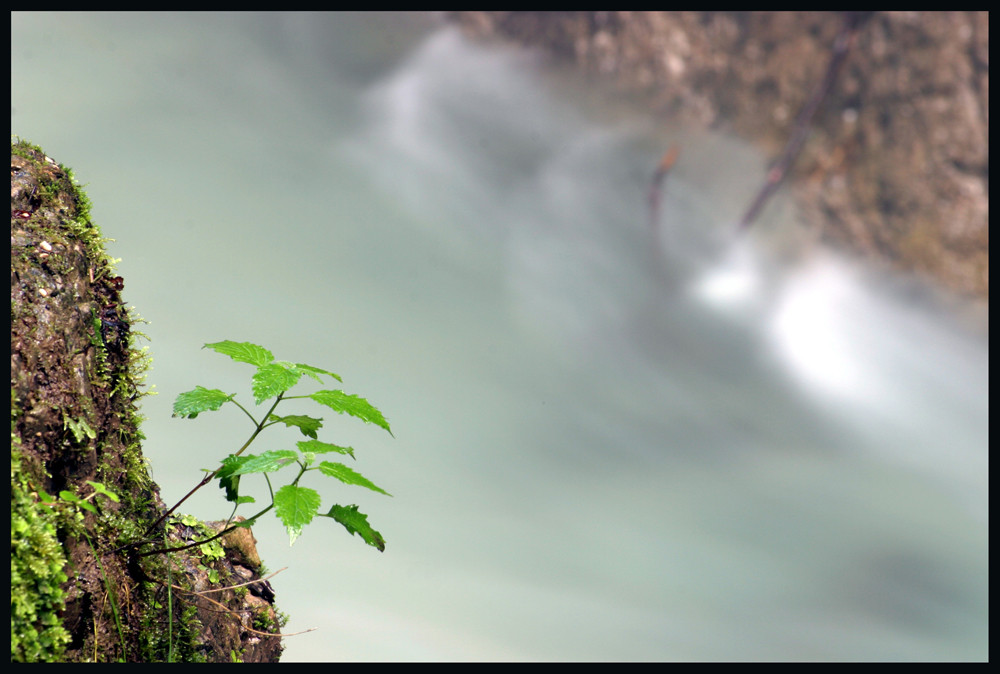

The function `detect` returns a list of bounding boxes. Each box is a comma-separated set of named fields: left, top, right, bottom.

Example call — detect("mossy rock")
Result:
left=11, top=138, right=285, bottom=662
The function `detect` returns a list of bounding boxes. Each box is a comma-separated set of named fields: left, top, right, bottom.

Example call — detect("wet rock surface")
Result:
left=450, top=11, right=988, bottom=299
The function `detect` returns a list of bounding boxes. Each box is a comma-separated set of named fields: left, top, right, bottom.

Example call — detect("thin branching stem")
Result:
left=136, top=504, right=275, bottom=558
left=229, top=398, right=261, bottom=426
left=139, top=394, right=285, bottom=541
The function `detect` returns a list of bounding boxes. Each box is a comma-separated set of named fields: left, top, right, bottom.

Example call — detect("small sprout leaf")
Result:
left=297, top=439, right=355, bottom=459
left=216, top=455, right=249, bottom=502
left=252, top=363, right=303, bottom=404
left=268, top=414, right=323, bottom=439
left=230, top=450, right=299, bottom=475
left=86, top=481, right=119, bottom=503
left=203, top=340, right=274, bottom=367
left=173, top=386, right=235, bottom=418
left=275, top=485, right=322, bottom=545
left=295, top=363, right=342, bottom=383
left=324, top=505, right=385, bottom=552
left=309, top=390, right=393, bottom=435
left=318, top=461, right=391, bottom=496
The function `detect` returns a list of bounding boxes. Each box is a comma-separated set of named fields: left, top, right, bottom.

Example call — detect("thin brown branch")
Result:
left=165, top=585, right=315, bottom=638
left=737, top=11, right=873, bottom=231
left=186, top=567, right=287, bottom=595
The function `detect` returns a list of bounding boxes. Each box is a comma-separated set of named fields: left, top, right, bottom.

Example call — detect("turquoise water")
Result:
left=12, top=13, right=987, bottom=661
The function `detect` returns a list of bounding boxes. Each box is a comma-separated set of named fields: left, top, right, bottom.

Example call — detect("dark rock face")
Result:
left=11, top=140, right=284, bottom=662
left=450, top=11, right=988, bottom=299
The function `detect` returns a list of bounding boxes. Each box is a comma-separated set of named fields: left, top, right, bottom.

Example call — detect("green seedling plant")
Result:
left=134, top=340, right=393, bottom=560
left=39, top=480, right=121, bottom=515
left=36, top=482, right=127, bottom=659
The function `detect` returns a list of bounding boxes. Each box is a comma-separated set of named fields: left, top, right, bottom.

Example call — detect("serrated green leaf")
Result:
left=324, top=504, right=385, bottom=552
left=172, top=386, right=235, bottom=418
left=274, top=485, right=322, bottom=545
left=309, top=390, right=393, bottom=435
left=252, top=363, right=304, bottom=404
left=230, top=450, right=299, bottom=475
left=216, top=454, right=247, bottom=478
left=295, top=363, right=342, bottom=383
left=204, top=340, right=274, bottom=367
left=296, top=439, right=355, bottom=459
left=268, top=414, right=323, bottom=439
left=219, top=473, right=242, bottom=503
left=216, top=455, right=249, bottom=502
left=318, top=461, right=392, bottom=496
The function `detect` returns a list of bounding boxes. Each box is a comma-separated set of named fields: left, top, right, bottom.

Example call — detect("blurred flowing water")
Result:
left=12, top=13, right=987, bottom=661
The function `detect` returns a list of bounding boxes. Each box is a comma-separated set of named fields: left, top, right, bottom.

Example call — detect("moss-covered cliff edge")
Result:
left=11, top=138, right=284, bottom=662
left=450, top=11, right=988, bottom=300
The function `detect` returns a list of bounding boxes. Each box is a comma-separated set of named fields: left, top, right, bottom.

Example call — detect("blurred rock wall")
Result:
left=450, top=11, right=988, bottom=299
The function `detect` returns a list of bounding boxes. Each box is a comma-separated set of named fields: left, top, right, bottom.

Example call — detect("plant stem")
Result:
left=166, top=550, right=174, bottom=663
left=135, top=504, right=274, bottom=558
left=139, top=394, right=284, bottom=540
left=136, top=462, right=308, bottom=559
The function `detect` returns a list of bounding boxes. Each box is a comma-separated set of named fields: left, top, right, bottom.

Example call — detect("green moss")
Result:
left=10, top=438, right=71, bottom=662
left=12, top=136, right=118, bottom=293
left=137, top=586, right=207, bottom=663
left=10, top=137, right=159, bottom=660
left=252, top=602, right=288, bottom=634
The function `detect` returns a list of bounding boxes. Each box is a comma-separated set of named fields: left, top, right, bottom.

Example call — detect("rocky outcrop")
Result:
left=11, top=139, right=284, bottom=662
left=449, top=11, right=988, bottom=299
